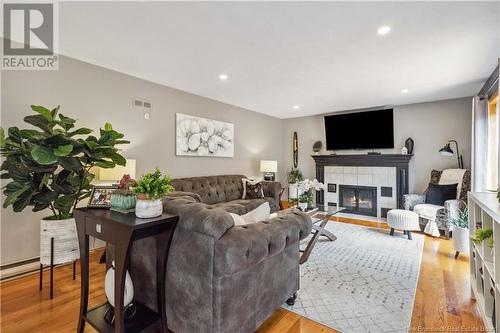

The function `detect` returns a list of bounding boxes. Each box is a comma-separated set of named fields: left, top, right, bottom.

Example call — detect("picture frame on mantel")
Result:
left=175, top=113, right=234, bottom=157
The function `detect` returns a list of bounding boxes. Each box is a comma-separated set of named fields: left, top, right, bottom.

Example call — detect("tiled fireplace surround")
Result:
left=324, top=166, right=397, bottom=218
left=312, top=154, right=413, bottom=219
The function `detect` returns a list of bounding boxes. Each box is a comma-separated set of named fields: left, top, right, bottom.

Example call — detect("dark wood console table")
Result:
left=74, top=208, right=178, bottom=333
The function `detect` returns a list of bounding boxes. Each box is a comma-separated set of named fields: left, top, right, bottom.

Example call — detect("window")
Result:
left=487, top=93, right=498, bottom=191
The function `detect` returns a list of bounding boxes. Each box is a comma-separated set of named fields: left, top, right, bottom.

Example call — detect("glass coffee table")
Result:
left=299, top=205, right=344, bottom=264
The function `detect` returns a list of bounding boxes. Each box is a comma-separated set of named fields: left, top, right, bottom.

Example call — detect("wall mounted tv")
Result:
left=324, top=108, right=394, bottom=150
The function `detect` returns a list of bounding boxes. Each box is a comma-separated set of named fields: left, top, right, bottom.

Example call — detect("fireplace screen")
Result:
left=339, top=185, right=377, bottom=217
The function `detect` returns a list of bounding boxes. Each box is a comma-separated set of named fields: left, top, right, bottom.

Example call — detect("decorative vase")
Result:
left=110, top=191, right=136, bottom=213
left=135, top=198, right=162, bottom=218
left=104, top=261, right=134, bottom=307
left=40, top=218, right=79, bottom=266
left=405, top=137, right=414, bottom=154
left=452, top=225, right=470, bottom=254
left=298, top=202, right=308, bottom=211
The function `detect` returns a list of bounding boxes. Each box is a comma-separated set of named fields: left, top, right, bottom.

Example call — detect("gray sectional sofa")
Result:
left=170, top=175, right=281, bottom=213
left=129, top=175, right=311, bottom=333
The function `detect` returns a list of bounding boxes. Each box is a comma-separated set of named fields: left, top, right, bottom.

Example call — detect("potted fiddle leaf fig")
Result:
left=0, top=105, right=129, bottom=271
left=133, top=168, right=174, bottom=218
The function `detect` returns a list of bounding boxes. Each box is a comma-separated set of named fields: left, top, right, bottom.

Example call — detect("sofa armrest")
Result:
left=163, top=198, right=234, bottom=240
left=214, top=210, right=311, bottom=276
left=403, top=193, right=425, bottom=210
left=262, top=181, right=282, bottom=208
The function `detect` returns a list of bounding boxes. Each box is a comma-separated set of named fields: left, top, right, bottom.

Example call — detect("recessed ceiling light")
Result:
left=401, top=89, right=409, bottom=94
left=377, top=26, right=391, bottom=35
left=293, top=105, right=300, bottom=109
left=219, top=74, right=228, bottom=80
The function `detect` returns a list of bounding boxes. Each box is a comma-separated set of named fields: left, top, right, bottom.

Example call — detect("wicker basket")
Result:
left=40, top=218, right=79, bottom=265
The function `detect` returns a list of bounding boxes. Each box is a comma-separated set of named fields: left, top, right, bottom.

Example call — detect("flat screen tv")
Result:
left=324, top=108, right=394, bottom=150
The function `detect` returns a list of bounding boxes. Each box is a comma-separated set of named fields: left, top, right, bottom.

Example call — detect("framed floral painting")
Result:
left=176, top=113, right=234, bottom=157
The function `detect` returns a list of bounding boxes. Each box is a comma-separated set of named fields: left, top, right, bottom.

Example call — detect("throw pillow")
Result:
left=242, top=178, right=264, bottom=199
left=230, top=202, right=271, bottom=226
left=425, top=183, right=458, bottom=206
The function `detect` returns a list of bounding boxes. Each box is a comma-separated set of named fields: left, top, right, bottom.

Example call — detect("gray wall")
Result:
left=1, top=56, right=283, bottom=265
left=281, top=97, right=472, bottom=194
left=0, top=55, right=473, bottom=265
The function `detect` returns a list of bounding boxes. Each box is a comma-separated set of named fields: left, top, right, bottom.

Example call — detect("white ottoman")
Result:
left=387, top=209, right=420, bottom=240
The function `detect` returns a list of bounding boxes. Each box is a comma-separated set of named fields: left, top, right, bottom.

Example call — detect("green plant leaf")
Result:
left=32, top=190, right=58, bottom=205
left=110, top=152, right=126, bottom=166
left=7, top=165, right=30, bottom=183
left=104, top=122, right=113, bottom=131
left=50, top=106, right=60, bottom=118
left=44, top=134, right=74, bottom=146
left=33, top=203, right=50, bottom=212
left=31, top=145, right=58, bottom=165
left=53, top=144, right=73, bottom=156
left=31, top=105, right=53, bottom=121
left=54, top=194, right=77, bottom=216
left=2, top=183, right=30, bottom=208
left=68, top=128, right=93, bottom=137
left=52, top=182, right=75, bottom=194
left=12, top=189, right=33, bottom=212
left=24, top=115, right=51, bottom=133
left=7, top=127, right=22, bottom=143
left=20, top=129, right=42, bottom=140
left=58, top=156, right=82, bottom=171
left=94, top=160, right=115, bottom=169
left=58, top=113, right=76, bottom=125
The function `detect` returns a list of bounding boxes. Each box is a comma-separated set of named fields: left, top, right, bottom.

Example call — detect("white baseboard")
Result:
left=0, top=260, right=40, bottom=281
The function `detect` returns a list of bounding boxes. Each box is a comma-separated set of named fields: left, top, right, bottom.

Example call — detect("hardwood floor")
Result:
left=0, top=217, right=485, bottom=333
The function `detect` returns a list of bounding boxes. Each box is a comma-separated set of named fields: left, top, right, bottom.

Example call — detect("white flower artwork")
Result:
left=176, top=113, right=234, bottom=157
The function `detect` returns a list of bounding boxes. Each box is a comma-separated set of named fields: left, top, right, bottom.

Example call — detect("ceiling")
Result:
left=54, top=2, right=500, bottom=118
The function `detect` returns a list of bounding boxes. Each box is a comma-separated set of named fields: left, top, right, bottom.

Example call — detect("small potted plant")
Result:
left=110, top=175, right=137, bottom=213
left=133, top=168, right=174, bottom=218
left=451, top=205, right=469, bottom=258
left=296, top=179, right=327, bottom=211
left=472, top=228, right=494, bottom=249
left=288, top=168, right=304, bottom=200
left=298, top=192, right=312, bottom=211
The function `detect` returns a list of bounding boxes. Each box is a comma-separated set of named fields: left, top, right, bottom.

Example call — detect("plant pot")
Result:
left=452, top=225, right=470, bottom=254
left=135, top=198, right=163, bottom=218
left=110, top=192, right=136, bottom=213
left=40, top=218, right=79, bottom=266
left=288, top=183, right=303, bottom=200
left=298, top=202, right=308, bottom=211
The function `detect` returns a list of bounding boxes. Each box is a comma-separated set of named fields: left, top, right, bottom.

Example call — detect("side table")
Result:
left=74, top=208, right=178, bottom=333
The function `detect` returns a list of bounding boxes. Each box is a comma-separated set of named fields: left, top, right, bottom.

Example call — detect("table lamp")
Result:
left=99, top=159, right=136, bottom=184
left=260, top=160, right=277, bottom=181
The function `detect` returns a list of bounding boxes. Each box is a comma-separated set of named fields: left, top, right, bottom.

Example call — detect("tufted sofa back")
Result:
left=171, top=175, right=245, bottom=205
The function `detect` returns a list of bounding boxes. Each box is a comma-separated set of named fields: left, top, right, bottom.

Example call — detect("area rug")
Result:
left=283, top=222, right=424, bottom=333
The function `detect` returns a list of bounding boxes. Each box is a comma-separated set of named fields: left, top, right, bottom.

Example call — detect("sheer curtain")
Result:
left=471, top=95, right=489, bottom=192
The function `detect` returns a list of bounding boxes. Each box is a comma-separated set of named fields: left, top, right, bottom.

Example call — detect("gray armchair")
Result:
left=404, top=169, right=470, bottom=238
left=129, top=194, right=312, bottom=333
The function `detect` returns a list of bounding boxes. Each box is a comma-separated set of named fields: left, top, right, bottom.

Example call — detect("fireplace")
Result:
left=339, top=185, right=377, bottom=217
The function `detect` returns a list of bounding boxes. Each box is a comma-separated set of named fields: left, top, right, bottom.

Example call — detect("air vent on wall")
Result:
left=133, top=97, right=152, bottom=109
left=133, top=97, right=152, bottom=120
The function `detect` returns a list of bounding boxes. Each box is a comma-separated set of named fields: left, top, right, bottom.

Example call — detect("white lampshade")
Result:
left=99, top=159, right=136, bottom=181
left=260, top=160, right=277, bottom=173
